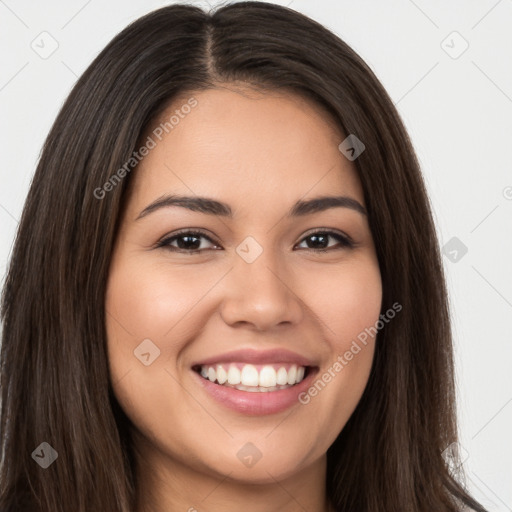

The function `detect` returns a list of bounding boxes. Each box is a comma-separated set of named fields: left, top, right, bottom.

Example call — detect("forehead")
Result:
left=128, top=86, right=364, bottom=215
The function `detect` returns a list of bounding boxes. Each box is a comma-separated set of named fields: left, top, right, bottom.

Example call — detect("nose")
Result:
left=219, top=249, right=304, bottom=332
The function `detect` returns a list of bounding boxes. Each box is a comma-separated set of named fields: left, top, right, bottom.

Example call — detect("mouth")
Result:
left=192, top=362, right=312, bottom=392
left=190, top=348, right=319, bottom=415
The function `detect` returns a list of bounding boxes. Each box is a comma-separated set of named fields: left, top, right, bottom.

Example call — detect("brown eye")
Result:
left=296, top=231, right=354, bottom=251
left=157, top=230, right=220, bottom=253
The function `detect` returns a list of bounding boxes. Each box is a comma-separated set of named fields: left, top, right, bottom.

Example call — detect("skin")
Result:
left=105, top=85, right=382, bottom=512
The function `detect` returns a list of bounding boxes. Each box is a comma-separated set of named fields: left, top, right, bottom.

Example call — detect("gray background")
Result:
left=1, top=0, right=511, bottom=509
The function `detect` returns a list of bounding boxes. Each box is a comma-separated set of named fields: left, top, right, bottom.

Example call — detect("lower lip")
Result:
left=192, top=368, right=317, bottom=416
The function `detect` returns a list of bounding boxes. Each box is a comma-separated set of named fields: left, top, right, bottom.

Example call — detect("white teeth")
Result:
left=198, top=362, right=308, bottom=391
left=259, top=365, right=277, bottom=387
left=240, top=364, right=259, bottom=386
left=287, top=365, right=297, bottom=385
left=276, top=367, right=288, bottom=385
left=217, top=365, right=228, bottom=384
left=227, top=365, right=241, bottom=385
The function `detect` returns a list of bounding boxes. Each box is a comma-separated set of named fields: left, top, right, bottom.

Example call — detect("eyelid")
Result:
left=155, top=228, right=220, bottom=249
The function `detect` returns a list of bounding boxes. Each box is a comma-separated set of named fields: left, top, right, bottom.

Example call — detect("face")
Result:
left=105, top=86, right=382, bottom=485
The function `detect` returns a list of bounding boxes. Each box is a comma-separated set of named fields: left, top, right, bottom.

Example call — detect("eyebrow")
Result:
left=136, top=194, right=367, bottom=220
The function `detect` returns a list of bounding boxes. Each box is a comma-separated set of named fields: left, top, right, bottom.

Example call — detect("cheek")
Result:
left=303, top=256, right=382, bottom=344
left=106, top=259, right=198, bottom=336
left=104, top=257, right=214, bottom=455
left=104, top=256, right=205, bottom=397
left=104, top=254, right=226, bottom=354
left=296, top=256, right=382, bottom=433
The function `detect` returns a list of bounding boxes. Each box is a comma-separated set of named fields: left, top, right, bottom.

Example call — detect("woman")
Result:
left=0, top=2, right=488, bottom=511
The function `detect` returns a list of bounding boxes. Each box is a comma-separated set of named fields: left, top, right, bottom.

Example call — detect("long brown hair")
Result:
left=0, top=2, right=487, bottom=511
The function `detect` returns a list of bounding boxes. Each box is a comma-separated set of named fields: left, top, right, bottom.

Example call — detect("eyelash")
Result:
left=155, top=228, right=355, bottom=254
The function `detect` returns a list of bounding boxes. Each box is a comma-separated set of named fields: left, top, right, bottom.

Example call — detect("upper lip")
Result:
left=192, top=348, right=316, bottom=367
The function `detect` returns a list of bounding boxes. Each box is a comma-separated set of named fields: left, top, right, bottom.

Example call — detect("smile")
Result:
left=190, top=349, right=319, bottom=415
left=194, top=363, right=308, bottom=392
